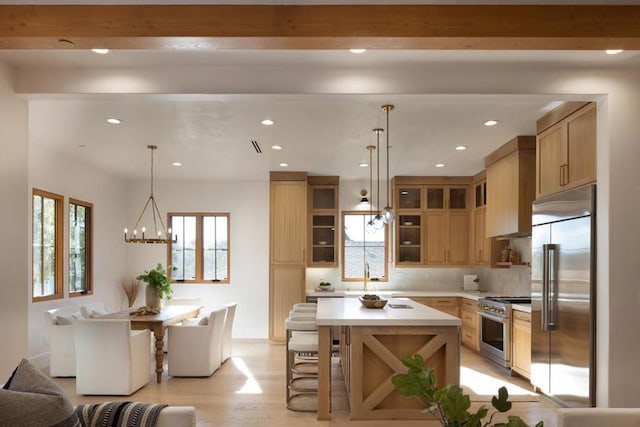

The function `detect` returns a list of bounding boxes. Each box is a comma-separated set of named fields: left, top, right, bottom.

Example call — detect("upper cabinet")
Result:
left=536, top=102, right=596, bottom=198
left=394, top=177, right=471, bottom=267
left=485, top=136, right=536, bottom=238
left=471, top=171, right=490, bottom=266
left=307, top=176, right=339, bottom=267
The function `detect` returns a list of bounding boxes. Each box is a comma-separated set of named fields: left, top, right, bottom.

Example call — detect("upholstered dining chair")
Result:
left=73, top=319, right=151, bottom=395
left=221, top=302, right=237, bottom=364
left=163, top=297, right=203, bottom=352
left=44, top=307, right=82, bottom=377
left=167, top=307, right=226, bottom=377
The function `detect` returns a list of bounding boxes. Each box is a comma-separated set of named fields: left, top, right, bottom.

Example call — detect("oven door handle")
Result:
left=476, top=311, right=508, bottom=323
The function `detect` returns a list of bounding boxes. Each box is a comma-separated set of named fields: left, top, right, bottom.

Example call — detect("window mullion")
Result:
left=196, top=214, right=203, bottom=282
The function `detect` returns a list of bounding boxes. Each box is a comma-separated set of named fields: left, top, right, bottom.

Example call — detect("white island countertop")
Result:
left=308, top=289, right=491, bottom=301
left=315, top=297, right=461, bottom=327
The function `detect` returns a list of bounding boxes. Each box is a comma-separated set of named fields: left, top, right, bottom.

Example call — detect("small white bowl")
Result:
left=318, top=241, right=327, bottom=245
left=402, top=240, right=412, bottom=245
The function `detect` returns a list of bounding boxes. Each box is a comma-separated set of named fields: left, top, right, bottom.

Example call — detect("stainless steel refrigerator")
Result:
left=531, top=184, right=595, bottom=407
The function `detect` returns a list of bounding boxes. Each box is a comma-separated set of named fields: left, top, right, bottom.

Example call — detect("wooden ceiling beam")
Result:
left=1, top=4, right=639, bottom=50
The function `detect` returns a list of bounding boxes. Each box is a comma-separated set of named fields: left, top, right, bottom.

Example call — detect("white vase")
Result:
left=145, top=286, right=164, bottom=309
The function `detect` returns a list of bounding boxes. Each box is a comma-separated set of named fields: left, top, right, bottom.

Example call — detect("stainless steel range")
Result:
left=478, top=296, right=531, bottom=369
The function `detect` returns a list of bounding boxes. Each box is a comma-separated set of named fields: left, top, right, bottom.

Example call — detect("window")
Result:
left=69, top=199, right=92, bottom=296
left=169, top=213, right=230, bottom=283
left=32, top=189, right=63, bottom=301
left=342, top=212, right=388, bottom=281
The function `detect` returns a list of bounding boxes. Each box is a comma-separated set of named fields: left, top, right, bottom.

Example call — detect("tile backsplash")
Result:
left=306, top=264, right=532, bottom=296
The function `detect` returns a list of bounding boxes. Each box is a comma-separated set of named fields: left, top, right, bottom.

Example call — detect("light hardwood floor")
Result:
left=53, top=340, right=560, bottom=426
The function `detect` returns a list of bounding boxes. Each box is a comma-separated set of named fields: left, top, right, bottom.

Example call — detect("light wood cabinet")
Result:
left=394, top=177, right=470, bottom=267
left=307, top=176, right=339, bottom=267
left=536, top=102, right=596, bottom=198
left=471, top=172, right=490, bottom=265
left=269, top=172, right=307, bottom=341
left=411, top=297, right=460, bottom=318
left=511, top=309, right=531, bottom=379
left=485, top=136, right=536, bottom=237
left=460, top=298, right=480, bottom=351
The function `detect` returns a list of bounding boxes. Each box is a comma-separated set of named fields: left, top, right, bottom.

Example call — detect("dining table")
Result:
left=101, top=305, right=202, bottom=383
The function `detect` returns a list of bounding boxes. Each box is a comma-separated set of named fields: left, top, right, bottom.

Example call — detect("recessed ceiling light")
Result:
left=172, top=162, right=182, bottom=167
left=605, top=49, right=623, bottom=55
left=271, top=145, right=283, bottom=150
left=359, top=163, right=369, bottom=168
left=279, top=163, right=288, bottom=167
left=91, top=48, right=110, bottom=54
left=350, top=48, right=366, bottom=54
left=484, top=120, right=498, bottom=127
left=261, top=119, right=274, bottom=126
left=455, top=145, right=468, bottom=151
left=435, top=163, right=445, bottom=168
left=106, top=118, right=122, bottom=124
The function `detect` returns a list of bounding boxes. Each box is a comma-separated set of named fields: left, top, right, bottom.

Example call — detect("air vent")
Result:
left=251, top=140, right=262, bottom=154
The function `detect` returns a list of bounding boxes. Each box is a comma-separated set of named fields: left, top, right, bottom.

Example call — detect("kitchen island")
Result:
left=315, top=297, right=461, bottom=420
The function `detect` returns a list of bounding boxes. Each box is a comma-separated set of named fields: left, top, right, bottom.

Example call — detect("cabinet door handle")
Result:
left=564, top=163, right=569, bottom=185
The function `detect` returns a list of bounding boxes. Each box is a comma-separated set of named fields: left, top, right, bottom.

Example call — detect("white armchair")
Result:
left=80, top=302, right=110, bottom=319
left=221, top=302, right=237, bottom=363
left=73, top=319, right=151, bottom=395
left=168, top=307, right=226, bottom=377
left=44, top=307, right=82, bottom=377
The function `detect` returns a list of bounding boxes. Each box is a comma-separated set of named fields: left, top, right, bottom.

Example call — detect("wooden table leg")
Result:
left=154, top=327, right=165, bottom=383
left=318, top=325, right=331, bottom=420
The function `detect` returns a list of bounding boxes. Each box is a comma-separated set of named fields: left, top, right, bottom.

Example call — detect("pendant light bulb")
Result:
left=372, top=214, right=385, bottom=230
left=380, top=208, right=395, bottom=224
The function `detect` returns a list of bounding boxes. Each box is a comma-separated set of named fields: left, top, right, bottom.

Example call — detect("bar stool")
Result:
left=285, top=314, right=318, bottom=411
left=292, top=303, right=317, bottom=313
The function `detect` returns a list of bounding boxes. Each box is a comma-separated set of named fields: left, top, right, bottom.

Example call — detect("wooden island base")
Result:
left=342, top=325, right=459, bottom=419
left=316, top=298, right=461, bottom=421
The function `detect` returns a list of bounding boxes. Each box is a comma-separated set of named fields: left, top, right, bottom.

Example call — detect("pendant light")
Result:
left=380, top=104, right=395, bottom=225
left=124, top=145, right=176, bottom=244
left=365, top=144, right=377, bottom=234
left=370, top=128, right=385, bottom=231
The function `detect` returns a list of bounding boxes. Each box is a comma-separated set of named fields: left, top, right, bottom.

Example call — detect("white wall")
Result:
left=27, top=145, right=127, bottom=364
left=124, top=178, right=270, bottom=339
left=0, top=64, right=29, bottom=379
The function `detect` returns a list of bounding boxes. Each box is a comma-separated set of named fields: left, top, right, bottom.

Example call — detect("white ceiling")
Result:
left=2, top=48, right=639, bottom=181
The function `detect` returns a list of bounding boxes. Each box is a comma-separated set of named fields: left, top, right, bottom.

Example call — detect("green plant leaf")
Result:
left=491, top=386, right=512, bottom=413
left=437, top=384, right=472, bottom=423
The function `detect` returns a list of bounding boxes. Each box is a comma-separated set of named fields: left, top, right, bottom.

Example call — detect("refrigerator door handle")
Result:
left=542, top=243, right=550, bottom=330
left=546, top=243, right=559, bottom=330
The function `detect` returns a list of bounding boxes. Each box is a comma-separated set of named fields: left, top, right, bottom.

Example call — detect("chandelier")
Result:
left=124, top=145, right=176, bottom=244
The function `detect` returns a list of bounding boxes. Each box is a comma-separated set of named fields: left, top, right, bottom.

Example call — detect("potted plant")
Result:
left=391, top=354, right=543, bottom=427
left=137, top=263, right=175, bottom=309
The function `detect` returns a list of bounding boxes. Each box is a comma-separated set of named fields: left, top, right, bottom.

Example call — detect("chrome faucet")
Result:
left=364, top=262, right=370, bottom=292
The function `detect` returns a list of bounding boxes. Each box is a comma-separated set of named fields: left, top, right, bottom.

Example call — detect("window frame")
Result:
left=68, top=198, right=93, bottom=297
left=341, top=210, right=389, bottom=282
left=167, top=212, right=230, bottom=284
left=32, top=188, right=64, bottom=302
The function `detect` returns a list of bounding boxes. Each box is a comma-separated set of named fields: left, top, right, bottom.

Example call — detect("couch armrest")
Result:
left=155, top=406, right=196, bottom=427
left=557, top=408, right=640, bottom=427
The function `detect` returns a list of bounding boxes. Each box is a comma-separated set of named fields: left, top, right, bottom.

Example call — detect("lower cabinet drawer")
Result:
left=461, top=327, right=479, bottom=351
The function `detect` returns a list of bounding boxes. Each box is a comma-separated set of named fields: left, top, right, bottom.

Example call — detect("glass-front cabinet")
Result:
left=394, top=177, right=471, bottom=267
left=307, top=177, right=339, bottom=266
left=395, top=184, right=424, bottom=265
